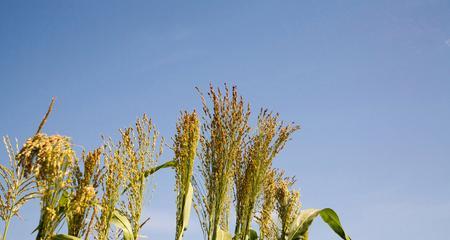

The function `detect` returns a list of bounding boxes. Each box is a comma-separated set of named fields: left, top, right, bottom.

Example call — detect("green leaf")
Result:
left=123, top=160, right=176, bottom=194
left=144, top=160, right=176, bottom=178
left=287, top=208, right=350, bottom=240
left=216, top=227, right=233, bottom=240
left=51, top=234, right=82, bottom=240
left=319, top=208, right=351, bottom=240
left=111, top=209, right=134, bottom=240
left=247, top=229, right=258, bottom=240
left=177, top=183, right=194, bottom=240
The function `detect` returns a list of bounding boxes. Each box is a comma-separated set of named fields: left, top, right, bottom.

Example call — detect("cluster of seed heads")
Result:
left=173, top=111, right=200, bottom=240
left=0, top=85, right=303, bottom=240
left=193, top=84, right=300, bottom=240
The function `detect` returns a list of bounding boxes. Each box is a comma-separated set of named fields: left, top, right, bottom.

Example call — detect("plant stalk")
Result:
left=2, top=217, right=11, bottom=240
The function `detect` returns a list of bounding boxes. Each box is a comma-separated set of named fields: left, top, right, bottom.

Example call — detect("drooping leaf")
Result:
left=144, top=160, right=176, bottom=178
left=319, top=208, right=351, bottom=240
left=111, top=209, right=134, bottom=240
left=287, top=208, right=350, bottom=240
left=51, top=234, right=82, bottom=240
left=123, top=160, right=176, bottom=194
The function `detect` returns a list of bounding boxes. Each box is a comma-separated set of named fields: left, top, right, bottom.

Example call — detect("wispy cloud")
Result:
left=446, top=39, right=450, bottom=47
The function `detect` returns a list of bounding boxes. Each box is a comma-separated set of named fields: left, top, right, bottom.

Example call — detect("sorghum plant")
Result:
left=273, top=172, right=301, bottom=240
left=234, top=110, right=299, bottom=240
left=194, top=84, right=250, bottom=240
left=257, top=169, right=278, bottom=240
left=16, top=133, right=76, bottom=240
left=121, top=115, right=163, bottom=239
left=173, top=111, right=199, bottom=240
left=0, top=137, right=38, bottom=240
left=96, top=114, right=163, bottom=240
left=96, top=138, right=127, bottom=240
left=66, top=148, right=103, bottom=238
left=0, top=85, right=352, bottom=240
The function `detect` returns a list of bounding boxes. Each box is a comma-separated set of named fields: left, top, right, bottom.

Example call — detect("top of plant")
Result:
left=0, top=85, right=351, bottom=240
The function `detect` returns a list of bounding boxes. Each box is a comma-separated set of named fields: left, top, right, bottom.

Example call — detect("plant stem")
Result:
left=2, top=217, right=11, bottom=240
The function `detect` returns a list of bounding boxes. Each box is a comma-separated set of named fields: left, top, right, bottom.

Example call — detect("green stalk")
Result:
left=2, top=215, right=11, bottom=240
left=3, top=189, right=19, bottom=240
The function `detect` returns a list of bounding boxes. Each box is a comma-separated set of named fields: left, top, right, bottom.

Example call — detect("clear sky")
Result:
left=0, top=1, right=449, bottom=239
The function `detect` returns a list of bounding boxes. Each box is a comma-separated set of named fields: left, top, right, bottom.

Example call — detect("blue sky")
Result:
left=1, top=1, right=449, bottom=239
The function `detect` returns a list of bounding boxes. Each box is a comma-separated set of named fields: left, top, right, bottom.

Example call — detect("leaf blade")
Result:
left=111, top=209, right=134, bottom=240
left=288, top=208, right=350, bottom=240
left=319, top=208, right=351, bottom=240
left=177, top=183, right=194, bottom=240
